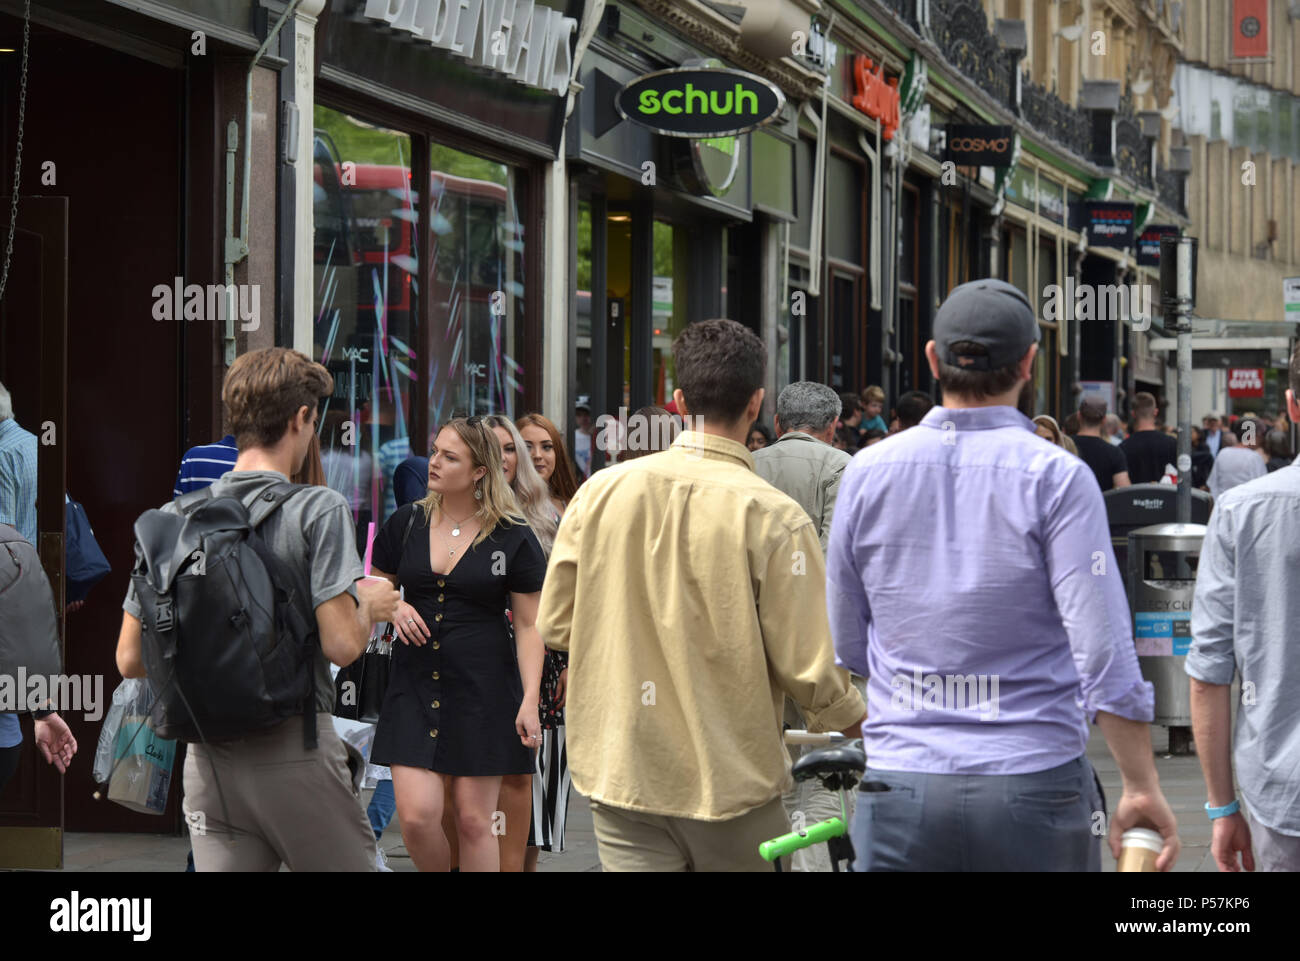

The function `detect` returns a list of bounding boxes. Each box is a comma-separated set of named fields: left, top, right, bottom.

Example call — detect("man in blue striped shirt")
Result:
left=173, top=434, right=239, bottom=496
left=169, top=431, right=237, bottom=871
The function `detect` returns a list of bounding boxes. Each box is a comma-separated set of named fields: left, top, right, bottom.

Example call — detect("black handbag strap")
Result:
left=391, top=504, right=419, bottom=584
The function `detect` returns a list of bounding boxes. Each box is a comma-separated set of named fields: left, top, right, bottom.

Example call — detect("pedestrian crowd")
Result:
left=2, top=276, right=1297, bottom=874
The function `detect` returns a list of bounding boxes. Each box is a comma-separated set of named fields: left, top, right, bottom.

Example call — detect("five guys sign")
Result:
left=1228, top=368, right=1265, bottom=398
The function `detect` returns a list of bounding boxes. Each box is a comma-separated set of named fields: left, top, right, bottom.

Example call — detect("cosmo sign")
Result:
left=363, top=0, right=578, bottom=97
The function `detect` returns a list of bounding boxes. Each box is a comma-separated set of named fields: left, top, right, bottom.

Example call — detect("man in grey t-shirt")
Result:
left=116, top=348, right=398, bottom=871
left=1189, top=357, right=1300, bottom=871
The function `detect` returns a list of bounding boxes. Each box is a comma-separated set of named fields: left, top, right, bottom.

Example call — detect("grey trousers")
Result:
left=849, top=756, right=1103, bottom=872
left=780, top=674, right=867, bottom=872
left=1246, top=807, right=1300, bottom=872
left=183, top=713, right=378, bottom=872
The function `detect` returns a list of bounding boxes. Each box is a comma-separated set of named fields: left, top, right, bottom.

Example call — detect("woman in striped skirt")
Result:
left=486, top=415, right=571, bottom=870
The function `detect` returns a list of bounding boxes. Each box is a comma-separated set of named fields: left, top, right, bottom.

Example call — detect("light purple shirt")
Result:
left=826, top=406, right=1154, bottom=775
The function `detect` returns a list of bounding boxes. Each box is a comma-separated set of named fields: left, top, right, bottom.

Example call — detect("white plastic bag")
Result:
left=92, top=678, right=176, bottom=814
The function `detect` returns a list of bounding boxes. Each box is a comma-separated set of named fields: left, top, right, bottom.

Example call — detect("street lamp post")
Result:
left=1160, top=235, right=1198, bottom=523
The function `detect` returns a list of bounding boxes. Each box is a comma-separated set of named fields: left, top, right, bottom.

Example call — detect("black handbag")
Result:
left=333, top=623, right=396, bottom=723
left=333, top=507, right=418, bottom=723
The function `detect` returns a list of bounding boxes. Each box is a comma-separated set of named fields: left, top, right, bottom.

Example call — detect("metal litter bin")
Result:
left=1127, top=523, right=1205, bottom=740
left=1104, top=484, right=1212, bottom=600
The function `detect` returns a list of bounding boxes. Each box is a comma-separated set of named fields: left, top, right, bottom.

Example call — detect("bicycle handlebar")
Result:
left=782, top=729, right=846, bottom=746
left=759, top=816, right=847, bottom=861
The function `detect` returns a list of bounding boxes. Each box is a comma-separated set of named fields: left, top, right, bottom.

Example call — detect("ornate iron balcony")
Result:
left=1020, top=71, right=1091, bottom=157
left=1115, top=84, right=1153, bottom=189
left=929, top=0, right=1014, bottom=108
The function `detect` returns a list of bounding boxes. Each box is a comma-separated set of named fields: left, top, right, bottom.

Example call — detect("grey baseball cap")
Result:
left=933, top=279, right=1039, bottom=370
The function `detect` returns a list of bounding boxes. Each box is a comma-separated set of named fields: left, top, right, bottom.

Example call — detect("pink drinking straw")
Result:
left=362, top=521, right=377, bottom=576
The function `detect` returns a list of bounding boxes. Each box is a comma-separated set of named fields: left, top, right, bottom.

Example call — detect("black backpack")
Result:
left=130, top=481, right=320, bottom=749
left=0, top=524, right=61, bottom=692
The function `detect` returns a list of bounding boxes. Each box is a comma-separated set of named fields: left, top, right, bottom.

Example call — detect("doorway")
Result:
left=0, top=18, right=185, bottom=848
left=0, top=197, right=67, bottom=869
left=573, top=173, right=729, bottom=469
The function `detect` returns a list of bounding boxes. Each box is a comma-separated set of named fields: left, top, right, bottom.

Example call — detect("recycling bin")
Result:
left=1104, top=484, right=1212, bottom=600
left=1127, top=523, right=1206, bottom=728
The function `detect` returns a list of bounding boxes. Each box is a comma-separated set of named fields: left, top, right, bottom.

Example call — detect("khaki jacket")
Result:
left=752, top=431, right=853, bottom=551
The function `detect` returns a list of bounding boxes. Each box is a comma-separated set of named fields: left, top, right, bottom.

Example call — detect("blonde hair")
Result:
left=415, top=417, right=525, bottom=550
left=862, top=385, right=885, bottom=405
left=484, top=413, right=558, bottom=556
left=1034, top=415, right=1079, bottom=456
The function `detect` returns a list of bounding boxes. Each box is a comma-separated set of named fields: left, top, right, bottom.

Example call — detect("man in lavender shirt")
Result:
left=827, top=279, right=1180, bottom=871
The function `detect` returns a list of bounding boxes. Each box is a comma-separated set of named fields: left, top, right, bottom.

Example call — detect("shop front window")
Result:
left=312, top=106, right=529, bottom=538
left=312, top=106, right=416, bottom=545
left=651, top=220, right=690, bottom=408
left=427, top=144, right=527, bottom=426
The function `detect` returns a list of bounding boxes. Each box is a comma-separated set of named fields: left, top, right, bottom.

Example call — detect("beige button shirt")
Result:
left=538, top=429, right=866, bottom=821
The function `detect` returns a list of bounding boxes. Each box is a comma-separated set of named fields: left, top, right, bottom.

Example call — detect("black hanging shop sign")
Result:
left=1136, top=225, right=1180, bottom=266
left=1085, top=201, right=1136, bottom=249
left=944, top=125, right=1015, bottom=167
left=615, top=67, right=785, bottom=137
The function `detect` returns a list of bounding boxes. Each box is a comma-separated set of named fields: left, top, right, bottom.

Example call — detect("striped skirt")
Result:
left=528, top=724, right=572, bottom=852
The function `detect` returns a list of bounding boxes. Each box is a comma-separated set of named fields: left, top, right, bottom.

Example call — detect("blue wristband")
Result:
left=1205, top=799, right=1240, bottom=820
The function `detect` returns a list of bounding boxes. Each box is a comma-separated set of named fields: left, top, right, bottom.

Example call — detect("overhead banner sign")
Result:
left=616, top=67, right=784, bottom=138
left=1231, top=0, right=1269, bottom=60
left=945, top=125, right=1016, bottom=167
left=1228, top=368, right=1265, bottom=398
left=362, top=0, right=578, bottom=96
left=1085, top=201, right=1136, bottom=249
left=1137, top=225, right=1180, bottom=266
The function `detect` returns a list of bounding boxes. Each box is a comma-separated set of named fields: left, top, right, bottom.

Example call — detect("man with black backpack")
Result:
left=115, top=348, right=399, bottom=871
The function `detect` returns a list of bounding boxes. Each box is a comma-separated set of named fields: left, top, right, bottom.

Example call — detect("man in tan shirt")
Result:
left=538, top=319, right=866, bottom=871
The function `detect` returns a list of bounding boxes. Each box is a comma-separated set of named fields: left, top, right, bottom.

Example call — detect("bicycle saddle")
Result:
left=792, top=743, right=866, bottom=782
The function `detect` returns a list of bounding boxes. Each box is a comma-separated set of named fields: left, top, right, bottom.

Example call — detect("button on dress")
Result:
left=369, top=504, right=547, bottom=776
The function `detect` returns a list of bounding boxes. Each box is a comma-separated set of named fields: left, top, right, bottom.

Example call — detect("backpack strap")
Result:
left=248, top=480, right=305, bottom=529
left=246, top=479, right=314, bottom=749
left=175, top=486, right=216, bottom=516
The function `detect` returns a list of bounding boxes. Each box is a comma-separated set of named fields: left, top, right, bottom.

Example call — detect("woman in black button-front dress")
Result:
left=369, top=417, right=546, bottom=872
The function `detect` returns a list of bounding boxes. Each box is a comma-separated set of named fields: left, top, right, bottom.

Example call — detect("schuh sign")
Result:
left=616, top=67, right=784, bottom=138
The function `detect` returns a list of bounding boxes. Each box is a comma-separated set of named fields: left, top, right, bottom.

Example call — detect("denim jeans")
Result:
left=850, top=756, right=1103, bottom=871
left=367, top=779, right=396, bottom=840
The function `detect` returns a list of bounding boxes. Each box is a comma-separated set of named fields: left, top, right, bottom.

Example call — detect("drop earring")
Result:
left=474, top=483, right=483, bottom=500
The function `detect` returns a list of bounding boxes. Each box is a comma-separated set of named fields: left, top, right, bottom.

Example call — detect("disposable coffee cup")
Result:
left=1117, top=827, right=1162, bottom=872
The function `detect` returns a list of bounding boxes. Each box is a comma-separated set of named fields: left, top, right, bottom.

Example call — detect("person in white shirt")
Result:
left=1207, top=418, right=1268, bottom=498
